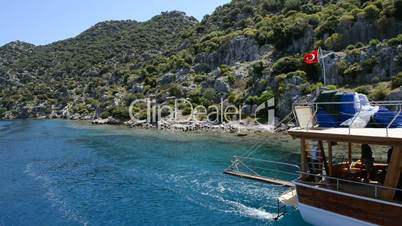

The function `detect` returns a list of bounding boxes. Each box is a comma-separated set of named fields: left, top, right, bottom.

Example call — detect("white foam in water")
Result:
left=225, top=199, right=276, bottom=220
left=152, top=169, right=284, bottom=223
left=24, top=163, right=89, bottom=226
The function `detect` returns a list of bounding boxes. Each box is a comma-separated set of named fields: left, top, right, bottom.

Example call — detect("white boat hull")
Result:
left=298, top=203, right=377, bottom=226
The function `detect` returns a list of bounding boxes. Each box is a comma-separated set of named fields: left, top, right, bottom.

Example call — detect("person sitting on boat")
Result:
left=361, top=144, right=375, bottom=181
left=308, top=143, right=321, bottom=176
left=387, top=147, right=393, bottom=164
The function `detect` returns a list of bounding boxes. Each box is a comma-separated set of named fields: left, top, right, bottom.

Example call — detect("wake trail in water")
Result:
left=162, top=171, right=283, bottom=222
left=24, top=163, right=89, bottom=226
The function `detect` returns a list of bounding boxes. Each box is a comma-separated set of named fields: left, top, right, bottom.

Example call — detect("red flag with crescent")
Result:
left=304, top=50, right=319, bottom=65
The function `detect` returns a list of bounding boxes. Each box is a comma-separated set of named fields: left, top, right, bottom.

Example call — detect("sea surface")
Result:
left=0, top=120, right=310, bottom=226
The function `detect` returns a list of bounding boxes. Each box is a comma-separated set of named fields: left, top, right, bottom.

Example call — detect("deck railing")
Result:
left=296, top=171, right=402, bottom=205
left=225, top=156, right=300, bottom=183
left=293, top=100, right=402, bottom=137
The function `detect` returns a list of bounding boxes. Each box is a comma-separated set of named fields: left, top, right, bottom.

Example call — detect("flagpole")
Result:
left=319, top=47, right=326, bottom=85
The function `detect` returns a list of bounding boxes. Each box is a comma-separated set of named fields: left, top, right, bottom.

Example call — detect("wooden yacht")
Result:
left=224, top=92, right=401, bottom=225
left=289, top=98, right=402, bottom=226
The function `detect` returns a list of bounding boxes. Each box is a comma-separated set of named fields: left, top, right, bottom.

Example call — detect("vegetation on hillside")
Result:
left=0, top=0, right=401, bottom=120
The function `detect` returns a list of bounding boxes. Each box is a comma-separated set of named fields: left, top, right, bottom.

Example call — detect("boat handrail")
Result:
left=296, top=100, right=402, bottom=105
left=232, top=156, right=301, bottom=170
left=296, top=171, right=402, bottom=202
left=292, top=100, right=402, bottom=137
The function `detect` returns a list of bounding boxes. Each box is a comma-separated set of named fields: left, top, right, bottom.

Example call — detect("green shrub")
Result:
left=339, top=14, right=355, bottom=24
left=369, top=39, right=380, bottom=47
left=303, top=82, right=323, bottom=94
left=193, top=74, right=208, bottom=83
left=262, top=0, right=283, bottom=12
left=0, top=108, right=6, bottom=118
left=307, top=14, right=320, bottom=26
left=382, top=0, right=396, bottom=17
left=245, top=96, right=259, bottom=105
left=220, top=64, right=234, bottom=77
left=168, top=83, right=184, bottom=97
left=354, top=85, right=371, bottom=95
left=227, top=75, right=235, bottom=85
left=284, top=0, right=301, bottom=11
left=363, top=4, right=380, bottom=20
left=257, top=90, right=274, bottom=104
left=228, top=90, right=245, bottom=106
left=272, top=56, right=302, bottom=75
left=326, top=85, right=337, bottom=90
left=252, top=61, right=265, bottom=77
left=315, top=16, right=339, bottom=38
left=243, top=28, right=258, bottom=37
left=200, top=88, right=218, bottom=106
left=314, top=40, right=324, bottom=49
left=354, top=42, right=365, bottom=48
left=100, top=111, right=110, bottom=119
left=346, top=45, right=355, bottom=50
left=369, top=84, right=391, bottom=101
left=301, top=3, right=321, bottom=14
left=287, top=70, right=307, bottom=79
left=362, top=57, right=379, bottom=72
left=256, top=12, right=309, bottom=47
left=189, top=86, right=202, bottom=103
left=324, top=33, right=344, bottom=51
left=392, top=72, right=402, bottom=89
left=387, top=34, right=402, bottom=46
left=182, top=106, right=192, bottom=116
left=76, top=103, right=90, bottom=115
left=344, top=63, right=364, bottom=77
left=111, top=105, right=129, bottom=119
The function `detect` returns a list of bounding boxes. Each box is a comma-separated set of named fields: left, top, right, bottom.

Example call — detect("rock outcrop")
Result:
left=337, top=18, right=402, bottom=48
left=321, top=44, right=402, bottom=86
left=194, top=36, right=268, bottom=71
left=92, top=117, right=121, bottom=125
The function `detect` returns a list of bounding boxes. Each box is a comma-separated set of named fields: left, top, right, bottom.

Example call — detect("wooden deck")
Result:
left=224, top=170, right=294, bottom=187
left=288, top=127, right=402, bottom=145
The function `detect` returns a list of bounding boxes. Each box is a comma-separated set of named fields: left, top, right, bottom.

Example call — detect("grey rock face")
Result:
left=194, top=36, right=264, bottom=71
left=176, top=68, right=190, bottom=83
left=200, top=81, right=209, bottom=89
left=92, top=117, right=121, bottom=125
left=276, top=76, right=308, bottom=117
left=214, top=77, right=230, bottom=94
left=130, top=84, right=144, bottom=93
left=82, top=67, right=100, bottom=77
left=387, top=88, right=402, bottom=101
left=287, top=27, right=315, bottom=53
left=242, top=105, right=252, bottom=115
left=160, top=72, right=175, bottom=85
left=322, top=52, right=343, bottom=85
left=192, top=63, right=210, bottom=73
left=337, top=18, right=402, bottom=48
left=320, top=45, right=402, bottom=86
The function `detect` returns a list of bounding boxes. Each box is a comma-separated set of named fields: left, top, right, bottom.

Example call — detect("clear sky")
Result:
left=0, top=0, right=230, bottom=47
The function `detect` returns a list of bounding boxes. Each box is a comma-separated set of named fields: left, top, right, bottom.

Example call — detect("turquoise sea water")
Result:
left=0, top=120, right=310, bottom=226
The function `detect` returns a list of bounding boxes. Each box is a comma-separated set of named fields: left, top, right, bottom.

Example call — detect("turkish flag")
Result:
left=304, top=50, right=319, bottom=65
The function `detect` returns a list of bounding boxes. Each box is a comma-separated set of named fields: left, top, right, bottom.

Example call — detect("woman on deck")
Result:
left=361, top=144, right=375, bottom=181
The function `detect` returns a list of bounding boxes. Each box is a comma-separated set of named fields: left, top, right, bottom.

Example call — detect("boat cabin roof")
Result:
left=288, top=127, right=402, bottom=146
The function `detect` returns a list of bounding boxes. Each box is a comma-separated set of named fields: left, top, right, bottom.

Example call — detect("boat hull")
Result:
left=295, top=182, right=402, bottom=226
left=298, top=203, right=376, bottom=226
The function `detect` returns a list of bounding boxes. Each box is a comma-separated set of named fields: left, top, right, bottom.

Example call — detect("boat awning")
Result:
left=288, top=127, right=402, bottom=145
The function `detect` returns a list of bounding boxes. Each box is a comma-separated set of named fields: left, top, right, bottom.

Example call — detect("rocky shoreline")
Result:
left=1, top=114, right=287, bottom=136
left=94, top=117, right=280, bottom=135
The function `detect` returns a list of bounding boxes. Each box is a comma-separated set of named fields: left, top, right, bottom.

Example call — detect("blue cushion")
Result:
left=373, top=107, right=402, bottom=128
left=316, top=110, right=340, bottom=127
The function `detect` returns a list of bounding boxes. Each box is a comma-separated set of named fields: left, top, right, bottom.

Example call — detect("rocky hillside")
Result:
left=1, top=0, right=402, bottom=121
